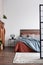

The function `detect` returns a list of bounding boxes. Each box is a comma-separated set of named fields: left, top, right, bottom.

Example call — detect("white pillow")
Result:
left=21, top=35, right=27, bottom=37
left=29, top=34, right=40, bottom=40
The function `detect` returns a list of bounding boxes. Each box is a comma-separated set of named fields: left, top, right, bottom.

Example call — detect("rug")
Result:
left=13, top=53, right=43, bottom=63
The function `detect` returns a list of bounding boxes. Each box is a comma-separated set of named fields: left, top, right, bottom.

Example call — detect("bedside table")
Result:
left=8, top=38, right=16, bottom=46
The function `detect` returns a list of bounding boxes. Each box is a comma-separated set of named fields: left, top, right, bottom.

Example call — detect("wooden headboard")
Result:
left=20, top=29, right=40, bottom=36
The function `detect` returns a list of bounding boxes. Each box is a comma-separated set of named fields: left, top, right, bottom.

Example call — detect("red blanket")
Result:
left=14, top=41, right=35, bottom=52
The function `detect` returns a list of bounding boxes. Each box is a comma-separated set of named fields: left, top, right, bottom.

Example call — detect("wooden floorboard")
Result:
left=0, top=47, right=43, bottom=65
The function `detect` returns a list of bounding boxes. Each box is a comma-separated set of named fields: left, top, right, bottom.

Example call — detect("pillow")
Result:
left=21, top=35, right=27, bottom=38
left=29, top=34, right=40, bottom=40
left=34, top=35, right=40, bottom=40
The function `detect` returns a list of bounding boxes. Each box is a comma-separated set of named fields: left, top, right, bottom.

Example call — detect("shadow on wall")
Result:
left=5, top=39, right=8, bottom=46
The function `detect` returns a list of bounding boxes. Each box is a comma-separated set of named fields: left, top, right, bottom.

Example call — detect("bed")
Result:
left=14, top=29, right=40, bottom=52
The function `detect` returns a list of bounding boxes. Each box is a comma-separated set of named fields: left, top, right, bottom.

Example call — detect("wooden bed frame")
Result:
left=14, top=29, right=40, bottom=52
left=20, top=29, right=40, bottom=36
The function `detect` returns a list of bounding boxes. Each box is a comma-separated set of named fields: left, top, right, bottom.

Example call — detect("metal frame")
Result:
left=39, top=4, right=43, bottom=58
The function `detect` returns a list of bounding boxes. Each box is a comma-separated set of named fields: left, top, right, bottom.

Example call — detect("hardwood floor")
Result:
left=0, top=47, right=43, bottom=65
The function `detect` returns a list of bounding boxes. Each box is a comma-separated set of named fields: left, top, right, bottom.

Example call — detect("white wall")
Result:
left=3, top=0, right=43, bottom=46
left=0, top=0, right=4, bottom=19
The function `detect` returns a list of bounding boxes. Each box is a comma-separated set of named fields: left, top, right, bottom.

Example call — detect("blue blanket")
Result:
left=17, top=36, right=40, bottom=52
